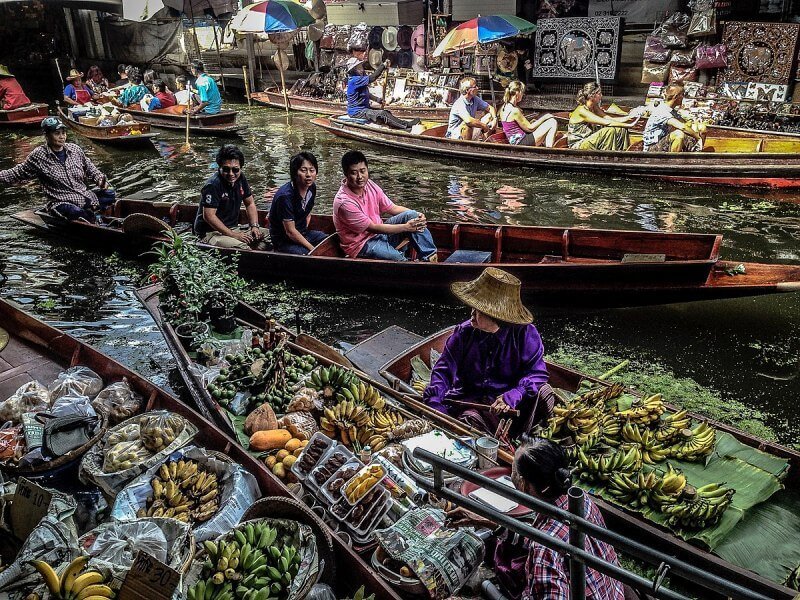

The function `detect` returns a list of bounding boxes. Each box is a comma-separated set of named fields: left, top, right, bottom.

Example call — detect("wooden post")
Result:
left=243, top=66, right=251, bottom=106
left=278, top=63, right=290, bottom=116
left=212, top=22, right=226, bottom=92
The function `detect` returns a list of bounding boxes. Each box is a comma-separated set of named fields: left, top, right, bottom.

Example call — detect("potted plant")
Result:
left=202, top=288, right=237, bottom=334
left=175, top=320, right=210, bottom=351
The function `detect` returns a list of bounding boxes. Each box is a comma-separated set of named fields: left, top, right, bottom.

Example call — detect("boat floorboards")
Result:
left=0, top=333, right=63, bottom=399
left=344, top=326, right=423, bottom=383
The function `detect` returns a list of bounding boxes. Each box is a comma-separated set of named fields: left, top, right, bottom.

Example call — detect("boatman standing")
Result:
left=189, top=60, right=222, bottom=115
left=423, top=267, right=555, bottom=437
left=0, top=65, right=31, bottom=110
left=0, top=117, right=114, bottom=221
left=345, top=58, right=418, bottom=130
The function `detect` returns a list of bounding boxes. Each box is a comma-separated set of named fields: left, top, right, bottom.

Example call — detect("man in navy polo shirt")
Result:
left=194, top=144, right=265, bottom=249
left=268, top=151, right=328, bottom=255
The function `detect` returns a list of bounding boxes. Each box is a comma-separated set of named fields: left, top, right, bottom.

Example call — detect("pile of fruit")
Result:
left=32, top=556, right=113, bottom=600
left=263, top=436, right=308, bottom=481
left=135, top=458, right=219, bottom=523
left=542, top=383, right=733, bottom=530
left=188, top=521, right=302, bottom=600
left=344, top=464, right=386, bottom=504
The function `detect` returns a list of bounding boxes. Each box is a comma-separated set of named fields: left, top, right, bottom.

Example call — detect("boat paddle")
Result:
left=184, top=104, right=191, bottom=148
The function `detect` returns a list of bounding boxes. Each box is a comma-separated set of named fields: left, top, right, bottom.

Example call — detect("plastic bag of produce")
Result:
left=111, top=445, right=260, bottom=542
left=50, top=393, right=97, bottom=419
left=92, top=379, right=142, bottom=425
left=106, top=423, right=139, bottom=446
left=49, top=367, right=104, bottom=401
left=103, top=439, right=152, bottom=473
left=138, top=412, right=186, bottom=452
left=0, top=381, right=50, bottom=425
left=80, top=411, right=197, bottom=500
left=0, top=424, right=25, bottom=462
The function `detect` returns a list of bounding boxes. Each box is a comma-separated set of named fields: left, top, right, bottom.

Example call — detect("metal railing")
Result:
left=411, top=448, right=772, bottom=600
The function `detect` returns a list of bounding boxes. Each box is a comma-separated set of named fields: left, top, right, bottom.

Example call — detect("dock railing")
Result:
left=411, top=447, right=772, bottom=600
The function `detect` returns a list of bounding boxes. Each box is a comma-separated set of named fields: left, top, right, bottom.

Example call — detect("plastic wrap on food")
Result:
left=50, top=393, right=97, bottom=419
left=49, top=367, right=103, bottom=401
left=103, top=439, right=152, bottom=473
left=138, top=412, right=185, bottom=452
left=0, top=381, right=50, bottom=425
left=92, top=379, right=142, bottom=425
left=106, top=423, right=139, bottom=446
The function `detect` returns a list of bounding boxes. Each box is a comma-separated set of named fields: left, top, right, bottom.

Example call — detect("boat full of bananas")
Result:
left=135, top=458, right=220, bottom=523
left=31, top=556, right=114, bottom=600
left=186, top=519, right=315, bottom=600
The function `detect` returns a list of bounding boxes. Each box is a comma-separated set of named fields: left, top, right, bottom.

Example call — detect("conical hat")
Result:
left=450, top=267, right=532, bottom=325
left=0, top=65, right=12, bottom=77
left=308, top=19, right=325, bottom=42
left=273, top=49, right=290, bottom=72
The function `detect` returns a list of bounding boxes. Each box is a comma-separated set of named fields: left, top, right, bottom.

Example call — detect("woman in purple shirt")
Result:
left=423, top=267, right=554, bottom=437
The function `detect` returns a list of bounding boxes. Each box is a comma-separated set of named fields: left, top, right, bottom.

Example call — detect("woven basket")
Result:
left=121, top=213, right=171, bottom=235
left=242, top=496, right=335, bottom=584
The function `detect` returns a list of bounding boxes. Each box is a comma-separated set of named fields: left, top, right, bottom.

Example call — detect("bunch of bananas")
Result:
left=136, top=459, right=219, bottom=523
left=411, top=379, right=426, bottom=394
left=575, top=446, right=641, bottom=482
left=31, top=556, right=113, bottom=600
left=662, top=483, right=735, bottom=529
left=648, top=465, right=687, bottom=510
left=574, top=382, right=625, bottom=406
left=614, top=394, right=665, bottom=426
left=550, top=402, right=602, bottom=439
left=621, top=424, right=668, bottom=464
left=607, top=471, right=661, bottom=508
left=321, top=400, right=371, bottom=447
left=308, top=366, right=359, bottom=400
left=382, top=418, right=432, bottom=443
left=188, top=522, right=301, bottom=600
left=667, top=422, right=716, bottom=461
left=654, top=410, right=691, bottom=444
left=336, top=381, right=387, bottom=413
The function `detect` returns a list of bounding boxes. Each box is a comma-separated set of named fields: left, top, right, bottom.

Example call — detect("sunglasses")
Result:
left=220, top=166, right=240, bottom=174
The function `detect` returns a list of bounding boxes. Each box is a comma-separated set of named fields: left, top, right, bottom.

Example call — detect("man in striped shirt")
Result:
left=0, top=117, right=112, bottom=220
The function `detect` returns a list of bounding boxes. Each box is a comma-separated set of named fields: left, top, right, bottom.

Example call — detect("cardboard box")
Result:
left=79, top=116, right=100, bottom=126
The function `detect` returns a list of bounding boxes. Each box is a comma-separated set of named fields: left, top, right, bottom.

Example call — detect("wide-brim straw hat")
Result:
left=66, top=69, right=84, bottom=81
left=345, top=56, right=365, bottom=73
left=382, top=26, right=398, bottom=51
left=0, top=65, right=12, bottom=77
left=450, top=267, right=533, bottom=325
left=368, top=48, right=384, bottom=69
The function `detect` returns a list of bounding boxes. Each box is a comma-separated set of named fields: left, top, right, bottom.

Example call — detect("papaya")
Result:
left=250, top=428, right=292, bottom=451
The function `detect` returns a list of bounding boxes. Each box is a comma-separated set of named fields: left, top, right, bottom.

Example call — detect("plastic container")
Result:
left=342, top=462, right=387, bottom=506
left=292, top=431, right=335, bottom=481
left=350, top=487, right=390, bottom=538
left=320, top=458, right=364, bottom=506
left=330, top=497, right=354, bottom=522
left=309, top=446, right=354, bottom=489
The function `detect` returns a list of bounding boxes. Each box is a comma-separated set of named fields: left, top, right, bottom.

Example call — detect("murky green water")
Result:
left=0, top=105, right=798, bottom=442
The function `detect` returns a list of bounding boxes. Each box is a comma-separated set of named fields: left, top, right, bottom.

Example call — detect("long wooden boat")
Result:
left=375, top=325, right=800, bottom=599
left=0, top=102, right=48, bottom=127
left=12, top=199, right=800, bottom=308
left=312, top=116, right=800, bottom=189
left=57, top=107, right=157, bottom=148
left=118, top=104, right=239, bottom=136
left=0, top=297, right=400, bottom=600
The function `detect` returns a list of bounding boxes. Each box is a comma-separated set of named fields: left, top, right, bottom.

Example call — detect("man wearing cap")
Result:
left=0, top=65, right=31, bottom=111
left=423, top=267, right=554, bottom=437
left=446, top=76, right=497, bottom=140
left=189, top=60, right=222, bottom=115
left=345, top=58, right=418, bottom=130
left=0, top=117, right=113, bottom=221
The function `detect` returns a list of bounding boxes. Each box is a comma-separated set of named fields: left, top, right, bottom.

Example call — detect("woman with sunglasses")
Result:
left=193, top=144, right=265, bottom=250
left=567, top=82, right=635, bottom=151
left=446, top=437, right=625, bottom=600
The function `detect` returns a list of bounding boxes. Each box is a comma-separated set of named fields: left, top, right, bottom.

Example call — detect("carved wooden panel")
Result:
left=719, top=21, right=800, bottom=85
left=532, top=17, right=622, bottom=80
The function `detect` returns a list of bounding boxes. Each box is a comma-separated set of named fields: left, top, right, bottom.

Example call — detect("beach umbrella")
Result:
left=432, top=14, right=536, bottom=57
left=230, top=0, right=315, bottom=34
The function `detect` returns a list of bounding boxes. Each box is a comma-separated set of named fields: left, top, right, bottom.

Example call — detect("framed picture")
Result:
left=533, top=17, right=622, bottom=79
left=437, top=75, right=447, bottom=86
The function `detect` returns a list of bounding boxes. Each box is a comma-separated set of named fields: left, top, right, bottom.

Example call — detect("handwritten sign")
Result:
left=11, top=477, right=52, bottom=540
left=119, top=551, right=180, bottom=600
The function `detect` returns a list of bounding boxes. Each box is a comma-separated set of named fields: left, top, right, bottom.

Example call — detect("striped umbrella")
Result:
left=432, top=14, right=537, bottom=57
left=231, top=0, right=315, bottom=34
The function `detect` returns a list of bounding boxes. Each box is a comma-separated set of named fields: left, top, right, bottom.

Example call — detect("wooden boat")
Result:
left=375, top=325, right=800, bottom=599
left=0, top=297, right=400, bottom=600
left=12, top=198, right=800, bottom=308
left=312, top=116, right=800, bottom=189
left=57, top=107, right=157, bottom=148
left=251, top=88, right=451, bottom=120
left=118, top=104, right=239, bottom=136
left=0, top=103, right=48, bottom=127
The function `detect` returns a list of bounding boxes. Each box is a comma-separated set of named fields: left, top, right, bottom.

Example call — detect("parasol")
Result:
left=230, top=0, right=315, bottom=34
left=432, top=14, right=536, bottom=57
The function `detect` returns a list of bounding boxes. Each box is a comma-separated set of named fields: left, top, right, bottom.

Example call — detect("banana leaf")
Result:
left=410, top=354, right=432, bottom=384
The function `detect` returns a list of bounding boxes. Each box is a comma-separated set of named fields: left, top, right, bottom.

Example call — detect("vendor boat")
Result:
left=118, top=104, right=239, bottom=136
left=57, top=106, right=157, bottom=148
left=12, top=198, right=800, bottom=308
left=311, top=116, right=800, bottom=189
left=372, top=325, right=800, bottom=599
left=0, top=102, right=48, bottom=127
left=0, top=297, right=400, bottom=600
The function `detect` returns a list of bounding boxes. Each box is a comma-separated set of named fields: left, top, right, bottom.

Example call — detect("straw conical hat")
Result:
left=450, top=267, right=532, bottom=325
left=0, top=65, right=13, bottom=77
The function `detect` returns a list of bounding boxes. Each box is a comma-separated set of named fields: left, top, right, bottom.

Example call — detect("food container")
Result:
left=292, top=431, right=335, bottom=481
left=349, top=487, right=390, bottom=538
left=320, top=457, right=364, bottom=506
left=309, top=446, right=354, bottom=491
left=343, top=462, right=387, bottom=506
left=329, top=497, right=354, bottom=521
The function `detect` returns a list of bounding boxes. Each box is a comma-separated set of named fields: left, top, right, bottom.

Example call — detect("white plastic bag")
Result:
left=0, top=381, right=50, bottom=425
left=49, top=367, right=103, bottom=401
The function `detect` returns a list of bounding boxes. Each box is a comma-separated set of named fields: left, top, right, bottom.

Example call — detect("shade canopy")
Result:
left=230, top=0, right=314, bottom=34
left=432, top=14, right=536, bottom=57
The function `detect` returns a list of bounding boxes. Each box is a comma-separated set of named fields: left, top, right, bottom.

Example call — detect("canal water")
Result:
left=0, top=105, right=798, bottom=442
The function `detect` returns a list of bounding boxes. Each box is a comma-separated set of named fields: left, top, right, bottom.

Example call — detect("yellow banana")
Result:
left=75, top=584, right=114, bottom=600
left=71, top=571, right=104, bottom=597
left=60, top=555, right=89, bottom=598
left=30, top=560, right=61, bottom=596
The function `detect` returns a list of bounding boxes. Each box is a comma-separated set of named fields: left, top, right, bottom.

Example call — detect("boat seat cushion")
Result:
left=444, top=250, right=492, bottom=264
left=337, top=116, right=369, bottom=124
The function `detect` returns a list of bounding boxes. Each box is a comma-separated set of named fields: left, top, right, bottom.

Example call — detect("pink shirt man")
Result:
left=333, top=178, right=395, bottom=258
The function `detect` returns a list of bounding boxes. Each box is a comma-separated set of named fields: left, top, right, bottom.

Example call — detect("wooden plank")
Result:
left=344, top=326, right=423, bottom=383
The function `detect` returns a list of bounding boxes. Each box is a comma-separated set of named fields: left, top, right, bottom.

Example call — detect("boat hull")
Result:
left=58, top=107, right=157, bottom=148
left=119, top=105, right=239, bottom=136
left=0, top=103, right=48, bottom=127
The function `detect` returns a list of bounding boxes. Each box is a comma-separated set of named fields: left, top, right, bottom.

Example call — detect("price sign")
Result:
left=11, top=477, right=52, bottom=540
left=119, top=551, right=180, bottom=600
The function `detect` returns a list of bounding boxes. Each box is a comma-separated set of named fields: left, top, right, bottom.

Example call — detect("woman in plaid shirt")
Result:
left=448, top=438, right=624, bottom=600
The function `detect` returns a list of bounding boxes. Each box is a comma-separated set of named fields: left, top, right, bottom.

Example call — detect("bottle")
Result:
left=359, top=445, right=372, bottom=464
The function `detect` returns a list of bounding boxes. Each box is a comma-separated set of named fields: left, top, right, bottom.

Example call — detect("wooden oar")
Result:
left=380, top=66, right=389, bottom=107
left=294, top=333, right=353, bottom=368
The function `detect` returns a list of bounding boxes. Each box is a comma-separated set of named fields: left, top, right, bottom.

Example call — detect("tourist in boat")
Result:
left=345, top=58, right=419, bottom=131
left=567, top=82, right=635, bottom=151
left=446, top=437, right=624, bottom=600
left=0, top=117, right=114, bottom=221
left=0, top=65, right=31, bottom=110
left=333, top=150, right=437, bottom=261
left=423, top=267, right=553, bottom=437
left=194, top=144, right=265, bottom=250
left=85, top=65, right=109, bottom=95
left=446, top=76, right=497, bottom=140
left=642, top=84, right=703, bottom=153
left=117, top=71, right=149, bottom=108
left=499, top=81, right=558, bottom=147
left=113, top=64, right=129, bottom=88
left=63, top=70, right=96, bottom=106
left=269, top=151, right=328, bottom=255
left=153, top=80, right=176, bottom=109
left=174, top=76, right=193, bottom=106
left=189, top=60, right=222, bottom=115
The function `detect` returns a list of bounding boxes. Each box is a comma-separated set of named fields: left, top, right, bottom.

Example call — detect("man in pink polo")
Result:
left=333, top=150, right=437, bottom=261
